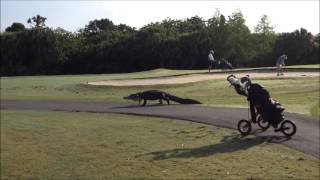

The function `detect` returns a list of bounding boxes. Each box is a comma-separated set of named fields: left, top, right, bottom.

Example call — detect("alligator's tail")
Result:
left=166, top=94, right=201, bottom=104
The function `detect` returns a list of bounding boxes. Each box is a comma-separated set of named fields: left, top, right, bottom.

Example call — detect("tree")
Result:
left=254, top=15, right=275, bottom=34
left=5, top=22, right=25, bottom=32
left=81, top=18, right=115, bottom=36
left=1, top=13, right=318, bottom=76
left=273, top=28, right=316, bottom=65
left=225, top=9, right=253, bottom=66
left=207, top=9, right=225, bottom=28
left=313, top=33, right=320, bottom=64
left=251, top=15, right=277, bottom=66
left=27, top=14, right=47, bottom=29
left=79, top=18, right=116, bottom=44
left=116, top=24, right=135, bottom=33
left=178, top=16, right=206, bottom=33
left=207, top=9, right=228, bottom=60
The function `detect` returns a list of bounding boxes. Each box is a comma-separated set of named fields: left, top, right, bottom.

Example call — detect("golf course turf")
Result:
left=1, top=110, right=319, bottom=179
left=1, top=66, right=319, bottom=117
left=1, top=65, right=319, bottom=179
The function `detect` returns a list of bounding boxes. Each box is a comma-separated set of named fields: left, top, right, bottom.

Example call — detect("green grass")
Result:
left=249, top=64, right=320, bottom=69
left=311, top=103, right=320, bottom=119
left=2, top=75, right=319, bottom=117
left=0, top=68, right=206, bottom=101
left=1, top=110, right=319, bottom=179
left=1, top=66, right=319, bottom=117
left=287, top=64, right=320, bottom=68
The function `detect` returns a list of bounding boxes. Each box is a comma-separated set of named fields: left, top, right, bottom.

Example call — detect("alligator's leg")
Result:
left=163, top=95, right=170, bottom=105
left=143, top=99, right=147, bottom=106
left=166, top=99, right=170, bottom=105
left=161, top=93, right=169, bottom=105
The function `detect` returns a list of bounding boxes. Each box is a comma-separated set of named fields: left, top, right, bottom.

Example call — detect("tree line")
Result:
left=1, top=10, right=319, bottom=76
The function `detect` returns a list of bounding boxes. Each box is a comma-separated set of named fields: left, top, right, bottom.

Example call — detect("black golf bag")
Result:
left=255, top=98, right=285, bottom=126
left=228, top=76, right=284, bottom=126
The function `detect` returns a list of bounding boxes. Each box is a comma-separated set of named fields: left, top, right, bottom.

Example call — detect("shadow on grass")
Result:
left=146, top=134, right=290, bottom=160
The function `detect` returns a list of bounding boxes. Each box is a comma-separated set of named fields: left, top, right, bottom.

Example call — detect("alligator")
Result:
left=123, top=90, right=201, bottom=106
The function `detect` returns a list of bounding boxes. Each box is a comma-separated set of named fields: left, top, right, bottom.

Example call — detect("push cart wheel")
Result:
left=257, top=115, right=271, bottom=130
left=237, top=119, right=252, bottom=136
left=280, top=120, right=297, bottom=137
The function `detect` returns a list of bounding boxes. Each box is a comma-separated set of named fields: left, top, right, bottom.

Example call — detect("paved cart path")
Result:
left=1, top=100, right=319, bottom=158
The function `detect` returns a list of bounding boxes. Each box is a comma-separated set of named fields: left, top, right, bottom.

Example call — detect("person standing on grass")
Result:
left=208, top=49, right=216, bottom=72
left=276, top=54, right=287, bottom=76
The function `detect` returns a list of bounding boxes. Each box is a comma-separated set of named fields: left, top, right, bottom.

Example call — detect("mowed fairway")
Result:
left=1, top=66, right=319, bottom=118
left=1, top=110, right=319, bottom=179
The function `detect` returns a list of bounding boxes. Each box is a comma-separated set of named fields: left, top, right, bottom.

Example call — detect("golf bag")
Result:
left=219, top=59, right=233, bottom=69
left=227, top=75, right=284, bottom=126
left=255, top=98, right=285, bottom=126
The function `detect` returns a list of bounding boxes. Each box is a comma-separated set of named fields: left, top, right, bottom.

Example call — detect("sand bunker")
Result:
left=88, top=72, right=319, bottom=86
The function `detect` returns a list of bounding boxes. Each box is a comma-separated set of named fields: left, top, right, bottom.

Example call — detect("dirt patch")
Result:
left=88, top=72, right=319, bottom=86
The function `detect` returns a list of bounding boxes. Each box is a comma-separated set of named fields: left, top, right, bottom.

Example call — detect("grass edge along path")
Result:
left=1, top=65, right=319, bottom=118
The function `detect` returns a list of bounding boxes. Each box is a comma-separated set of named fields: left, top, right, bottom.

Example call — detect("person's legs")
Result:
left=276, top=64, right=281, bottom=76
left=279, top=64, right=284, bottom=75
left=208, top=61, right=212, bottom=72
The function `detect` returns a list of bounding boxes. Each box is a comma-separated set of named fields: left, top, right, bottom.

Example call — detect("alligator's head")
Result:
left=123, top=93, right=140, bottom=101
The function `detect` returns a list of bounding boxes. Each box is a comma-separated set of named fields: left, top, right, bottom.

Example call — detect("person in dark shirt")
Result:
left=276, top=54, right=287, bottom=76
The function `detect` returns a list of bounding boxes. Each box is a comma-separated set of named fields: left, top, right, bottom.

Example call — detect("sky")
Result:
left=1, top=0, right=319, bottom=34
